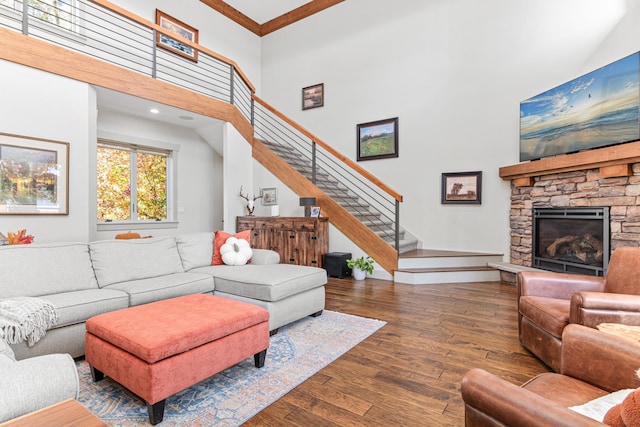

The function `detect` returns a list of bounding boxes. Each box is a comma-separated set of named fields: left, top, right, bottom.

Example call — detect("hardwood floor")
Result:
left=243, top=277, right=550, bottom=426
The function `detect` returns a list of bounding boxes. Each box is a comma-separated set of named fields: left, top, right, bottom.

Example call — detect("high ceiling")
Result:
left=96, top=1, right=346, bottom=127
left=200, top=0, right=344, bottom=36
left=223, top=0, right=312, bottom=24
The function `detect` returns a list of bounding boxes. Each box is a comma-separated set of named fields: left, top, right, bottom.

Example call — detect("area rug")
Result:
left=76, top=310, right=385, bottom=426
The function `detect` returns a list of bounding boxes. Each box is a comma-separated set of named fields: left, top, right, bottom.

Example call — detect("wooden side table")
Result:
left=0, top=399, right=107, bottom=427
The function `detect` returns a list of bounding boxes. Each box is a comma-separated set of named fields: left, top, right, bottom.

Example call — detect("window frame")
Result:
left=96, top=136, right=179, bottom=232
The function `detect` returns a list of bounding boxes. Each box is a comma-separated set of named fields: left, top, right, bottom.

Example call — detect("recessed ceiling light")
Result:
left=179, top=115, right=194, bottom=121
left=150, top=108, right=160, bottom=114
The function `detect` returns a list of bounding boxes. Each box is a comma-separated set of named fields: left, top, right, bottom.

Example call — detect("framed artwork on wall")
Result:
left=155, top=9, right=199, bottom=62
left=520, top=51, right=640, bottom=161
left=302, top=83, right=324, bottom=110
left=261, top=187, right=277, bottom=206
left=441, top=171, right=482, bottom=204
left=0, top=132, right=69, bottom=215
left=357, top=117, right=398, bottom=161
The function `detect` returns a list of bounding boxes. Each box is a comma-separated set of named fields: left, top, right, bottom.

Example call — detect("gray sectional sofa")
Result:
left=0, top=231, right=327, bottom=360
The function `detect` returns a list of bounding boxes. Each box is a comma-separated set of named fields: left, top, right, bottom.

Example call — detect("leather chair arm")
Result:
left=517, top=271, right=604, bottom=300
left=561, top=324, right=640, bottom=391
left=570, top=292, right=640, bottom=326
left=461, top=368, right=603, bottom=427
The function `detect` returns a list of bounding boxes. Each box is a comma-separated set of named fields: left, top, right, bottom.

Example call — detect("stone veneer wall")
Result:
left=509, top=163, right=640, bottom=267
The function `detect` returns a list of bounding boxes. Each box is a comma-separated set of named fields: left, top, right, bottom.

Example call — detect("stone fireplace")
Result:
left=532, top=207, right=609, bottom=276
left=500, top=140, right=640, bottom=277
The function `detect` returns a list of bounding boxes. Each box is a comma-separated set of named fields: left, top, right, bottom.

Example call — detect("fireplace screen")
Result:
left=532, top=207, right=610, bottom=276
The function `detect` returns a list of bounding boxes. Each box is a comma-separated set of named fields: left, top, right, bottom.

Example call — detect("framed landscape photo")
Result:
left=441, top=171, right=482, bottom=205
left=261, top=187, right=277, bottom=206
left=155, top=9, right=199, bottom=62
left=357, top=117, right=398, bottom=161
left=302, top=83, right=324, bottom=110
left=0, top=132, right=69, bottom=215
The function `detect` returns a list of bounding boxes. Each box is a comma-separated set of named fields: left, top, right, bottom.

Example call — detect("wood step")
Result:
left=396, top=266, right=498, bottom=273
left=393, top=249, right=503, bottom=285
left=398, top=250, right=503, bottom=270
left=394, top=266, right=501, bottom=285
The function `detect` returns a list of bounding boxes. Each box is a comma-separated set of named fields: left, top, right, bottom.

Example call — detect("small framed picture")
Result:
left=357, top=117, right=398, bottom=161
left=441, top=171, right=482, bottom=204
left=302, top=83, right=324, bottom=110
left=155, top=9, right=199, bottom=62
left=310, top=206, right=321, bottom=217
left=261, top=187, right=277, bottom=206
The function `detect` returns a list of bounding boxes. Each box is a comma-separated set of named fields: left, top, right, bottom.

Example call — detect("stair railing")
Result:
left=253, top=97, right=403, bottom=249
left=0, top=0, right=403, bottom=250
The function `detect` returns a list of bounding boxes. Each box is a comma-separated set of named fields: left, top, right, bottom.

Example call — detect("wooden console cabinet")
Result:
left=236, top=216, right=328, bottom=267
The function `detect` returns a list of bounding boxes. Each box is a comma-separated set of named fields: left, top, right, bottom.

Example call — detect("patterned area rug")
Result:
left=77, top=310, right=385, bottom=426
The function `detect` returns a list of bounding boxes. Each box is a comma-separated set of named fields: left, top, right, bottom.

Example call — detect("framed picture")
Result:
left=155, top=9, right=199, bottom=62
left=302, top=83, right=324, bottom=110
left=357, top=117, right=398, bottom=161
left=310, top=206, right=321, bottom=217
left=0, top=132, right=69, bottom=215
left=520, top=52, right=640, bottom=161
left=261, top=187, right=277, bottom=206
left=441, top=171, right=482, bottom=204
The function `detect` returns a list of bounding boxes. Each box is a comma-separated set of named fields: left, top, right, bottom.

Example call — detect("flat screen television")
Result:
left=520, top=52, right=640, bottom=162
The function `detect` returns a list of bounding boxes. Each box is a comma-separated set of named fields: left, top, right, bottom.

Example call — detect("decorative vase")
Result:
left=352, top=267, right=366, bottom=280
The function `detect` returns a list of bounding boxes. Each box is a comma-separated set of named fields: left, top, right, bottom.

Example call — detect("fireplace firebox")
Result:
left=532, top=207, right=610, bottom=276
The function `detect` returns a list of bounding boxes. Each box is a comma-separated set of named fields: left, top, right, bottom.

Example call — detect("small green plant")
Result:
left=346, top=256, right=375, bottom=274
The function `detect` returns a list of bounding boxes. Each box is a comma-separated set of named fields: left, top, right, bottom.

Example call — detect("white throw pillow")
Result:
left=569, top=389, right=634, bottom=422
left=220, top=237, right=253, bottom=266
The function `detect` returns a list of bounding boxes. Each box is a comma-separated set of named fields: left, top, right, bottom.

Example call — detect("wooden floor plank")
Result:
left=242, top=278, right=549, bottom=426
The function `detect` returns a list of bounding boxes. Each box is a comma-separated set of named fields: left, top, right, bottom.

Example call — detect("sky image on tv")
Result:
left=520, top=52, right=640, bottom=162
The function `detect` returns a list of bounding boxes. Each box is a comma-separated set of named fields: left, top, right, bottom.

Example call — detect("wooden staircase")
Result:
left=260, top=140, right=418, bottom=254
left=394, top=249, right=503, bottom=284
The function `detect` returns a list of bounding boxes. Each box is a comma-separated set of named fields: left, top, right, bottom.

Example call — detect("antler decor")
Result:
left=239, top=185, right=261, bottom=216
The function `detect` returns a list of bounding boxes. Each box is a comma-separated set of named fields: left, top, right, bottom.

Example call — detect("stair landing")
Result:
left=394, top=249, right=503, bottom=285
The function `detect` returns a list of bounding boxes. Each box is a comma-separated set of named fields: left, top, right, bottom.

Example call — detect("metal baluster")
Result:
left=22, top=0, right=29, bottom=35
left=229, top=65, right=235, bottom=105
left=151, top=29, right=157, bottom=79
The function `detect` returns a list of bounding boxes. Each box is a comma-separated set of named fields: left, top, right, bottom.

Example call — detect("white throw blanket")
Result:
left=0, top=297, right=58, bottom=346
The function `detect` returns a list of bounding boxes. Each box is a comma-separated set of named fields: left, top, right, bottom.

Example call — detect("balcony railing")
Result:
left=0, top=0, right=402, bottom=251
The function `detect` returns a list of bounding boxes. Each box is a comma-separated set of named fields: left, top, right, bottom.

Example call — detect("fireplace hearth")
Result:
left=532, top=207, right=610, bottom=276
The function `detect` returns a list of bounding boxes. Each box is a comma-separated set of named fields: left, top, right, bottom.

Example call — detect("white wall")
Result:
left=259, top=0, right=637, bottom=260
left=0, top=60, right=92, bottom=242
left=223, top=123, right=255, bottom=231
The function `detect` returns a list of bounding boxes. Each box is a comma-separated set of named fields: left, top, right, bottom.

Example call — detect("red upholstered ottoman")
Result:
left=85, top=294, right=269, bottom=425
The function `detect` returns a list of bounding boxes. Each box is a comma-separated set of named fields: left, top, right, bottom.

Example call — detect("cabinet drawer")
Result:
left=237, top=220, right=257, bottom=230
left=272, top=219, right=295, bottom=230
left=293, top=218, right=318, bottom=231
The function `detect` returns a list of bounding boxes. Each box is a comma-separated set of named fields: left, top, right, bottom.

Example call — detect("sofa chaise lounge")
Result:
left=0, top=231, right=327, bottom=360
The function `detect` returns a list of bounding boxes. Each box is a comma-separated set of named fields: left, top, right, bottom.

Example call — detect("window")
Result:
left=97, top=140, right=173, bottom=223
left=0, top=0, right=79, bottom=32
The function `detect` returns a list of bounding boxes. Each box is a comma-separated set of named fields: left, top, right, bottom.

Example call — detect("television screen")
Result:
left=520, top=52, right=640, bottom=162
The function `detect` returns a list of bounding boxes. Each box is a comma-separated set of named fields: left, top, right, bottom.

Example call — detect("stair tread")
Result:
left=400, top=249, right=503, bottom=259
left=396, top=266, right=498, bottom=273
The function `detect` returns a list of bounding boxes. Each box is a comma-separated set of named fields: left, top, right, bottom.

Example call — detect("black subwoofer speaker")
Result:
left=324, top=252, right=352, bottom=278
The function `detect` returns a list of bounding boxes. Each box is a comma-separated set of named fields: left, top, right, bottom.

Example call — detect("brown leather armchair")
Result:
left=461, top=324, right=640, bottom=426
left=517, top=246, right=640, bottom=372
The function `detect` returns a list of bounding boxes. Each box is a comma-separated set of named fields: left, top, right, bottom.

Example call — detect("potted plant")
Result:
left=346, top=256, right=374, bottom=280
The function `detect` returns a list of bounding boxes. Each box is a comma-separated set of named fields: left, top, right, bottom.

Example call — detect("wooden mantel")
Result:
left=500, top=140, right=640, bottom=186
